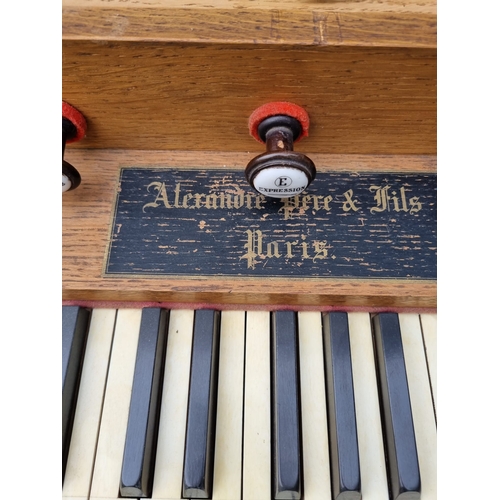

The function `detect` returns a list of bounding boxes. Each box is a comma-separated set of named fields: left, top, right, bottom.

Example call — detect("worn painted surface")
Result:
left=106, top=167, right=436, bottom=279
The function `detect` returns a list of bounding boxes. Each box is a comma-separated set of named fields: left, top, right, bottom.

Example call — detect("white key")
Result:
left=399, top=313, right=437, bottom=500
left=348, top=312, right=389, bottom=500
left=90, top=309, right=142, bottom=500
left=152, top=310, right=194, bottom=500
left=297, top=312, right=332, bottom=500
left=63, top=309, right=116, bottom=500
left=212, top=311, right=246, bottom=500
left=242, top=311, right=271, bottom=500
left=420, top=313, right=437, bottom=420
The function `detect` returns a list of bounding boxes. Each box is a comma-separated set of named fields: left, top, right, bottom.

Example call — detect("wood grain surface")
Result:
left=62, top=149, right=436, bottom=309
left=62, top=0, right=436, bottom=48
left=63, top=42, right=436, bottom=154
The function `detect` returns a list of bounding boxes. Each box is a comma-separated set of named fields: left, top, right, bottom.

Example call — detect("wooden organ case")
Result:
left=62, top=0, right=437, bottom=499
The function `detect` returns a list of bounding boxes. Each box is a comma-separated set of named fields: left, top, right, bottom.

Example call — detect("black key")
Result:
left=62, top=305, right=90, bottom=478
left=272, top=311, right=301, bottom=500
left=120, top=308, right=169, bottom=497
left=373, top=313, right=420, bottom=500
left=322, top=312, right=361, bottom=500
left=182, top=309, right=220, bottom=499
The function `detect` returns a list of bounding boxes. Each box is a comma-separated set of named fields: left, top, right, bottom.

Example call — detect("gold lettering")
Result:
left=266, top=241, right=281, bottom=259
left=280, top=196, right=299, bottom=220
left=369, top=185, right=390, bottom=213
left=246, top=193, right=254, bottom=210
left=312, top=195, right=323, bottom=211
left=285, top=240, right=299, bottom=258
left=301, top=235, right=310, bottom=259
left=400, top=187, right=409, bottom=212
left=301, top=195, right=312, bottom=210
left=342, top=189, right=360, bottom=212
left=241, top=230, right=336, bottom=266
left=390, top=190, right=401, bottom=212
left=174, top=183, right=182, bottom=208
left=206, top=193, right=218, bottom=209
left=182, top=193, right=192, bottom=208
left=255, top=195, right=266, bottom=209
left=217, top=193, right=226, bottom=209
left=143, top=182, right=270, bottom=213
left=323, top=195, right=333, bottom=211
left=312, top=241, right=328, bottom=261
left=142, top=182, right=172, bottom=212
left=225, top=194, right=233, bottom=209
left=241, top=229, right=263, bottom=269
left=389, top=188, right=411, bottom=213
left=230, top=191, right=243, bottom=209
left=278, top=194, right=332, bottom=219
left=409, top=196, right=422, bottom=214
left=370, top=185, right=421, bottom=215
left=194, top=193, right=204, bottom=208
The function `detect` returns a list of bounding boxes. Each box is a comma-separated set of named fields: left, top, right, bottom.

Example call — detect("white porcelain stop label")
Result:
left=62, top=174, right=72, bottom=193
left=252, top=167, right=309, bottom=198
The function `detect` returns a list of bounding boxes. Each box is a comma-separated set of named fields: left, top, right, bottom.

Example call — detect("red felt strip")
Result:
left=62, top=300, right=436, bottom=315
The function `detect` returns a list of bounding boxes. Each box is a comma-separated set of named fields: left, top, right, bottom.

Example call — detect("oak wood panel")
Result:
left=62, top=149, right=436, bottom=309
left=63, top=42, right=436, bottom=154
left=62, top=0, right=436, bottom=49
left=63, top=0, right=437, bottom=14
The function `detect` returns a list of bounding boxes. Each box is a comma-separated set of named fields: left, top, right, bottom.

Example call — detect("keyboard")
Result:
left=62, top=306, right=437, bottom=500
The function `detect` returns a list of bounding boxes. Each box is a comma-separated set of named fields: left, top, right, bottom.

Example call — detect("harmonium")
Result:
left=62, top=0, right=437, bottom=499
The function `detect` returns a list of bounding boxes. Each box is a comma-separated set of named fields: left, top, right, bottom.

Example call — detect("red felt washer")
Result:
left=248, top=102, right=310, bottom=144
left=62, top=101, right=87, bottom=143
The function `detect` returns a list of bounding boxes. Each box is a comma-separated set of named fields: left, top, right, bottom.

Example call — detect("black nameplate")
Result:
left=105, top=168, right=436, bottom=280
